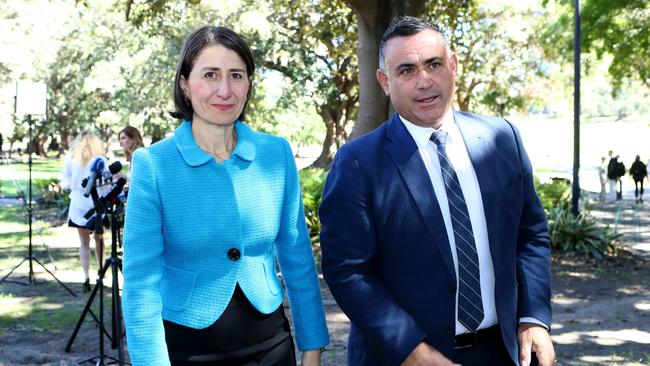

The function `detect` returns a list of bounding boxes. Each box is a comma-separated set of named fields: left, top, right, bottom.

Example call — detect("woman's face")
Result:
left=119, top=132, right=134, bottom=152
left=180, top=44, right=250, bottom=127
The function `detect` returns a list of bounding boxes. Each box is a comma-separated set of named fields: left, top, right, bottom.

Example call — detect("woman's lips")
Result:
left=213, top=104, right=234, bottom=111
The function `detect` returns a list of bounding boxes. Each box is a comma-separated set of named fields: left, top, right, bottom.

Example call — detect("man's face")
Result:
left=377, top=29, right=457, bottom=129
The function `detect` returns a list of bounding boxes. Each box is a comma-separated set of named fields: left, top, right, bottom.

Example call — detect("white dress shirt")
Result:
left=400, top=114, right=497, bottom=335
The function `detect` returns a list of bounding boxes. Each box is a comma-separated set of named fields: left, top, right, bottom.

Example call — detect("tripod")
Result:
left=0, top=114, right=76, bottom=297
left=65, top=181, right=127, bottom=365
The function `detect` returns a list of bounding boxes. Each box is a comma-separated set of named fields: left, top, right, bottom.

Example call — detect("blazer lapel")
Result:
left=384, top=114, right=456, bottom=278
left=454, top=111, right=502, bottom=271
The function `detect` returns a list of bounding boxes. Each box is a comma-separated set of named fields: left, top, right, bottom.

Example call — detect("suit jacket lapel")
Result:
left=384, top=114, right=456, bottom=278
left=454, top=111, right=502, bottom=271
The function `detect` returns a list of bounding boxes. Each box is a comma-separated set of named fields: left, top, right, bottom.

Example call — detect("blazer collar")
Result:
left=175, top=120, right=256, bottom=167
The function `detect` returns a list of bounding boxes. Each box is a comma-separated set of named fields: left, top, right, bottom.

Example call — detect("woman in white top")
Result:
left=60, top=131, right=106, bottom=293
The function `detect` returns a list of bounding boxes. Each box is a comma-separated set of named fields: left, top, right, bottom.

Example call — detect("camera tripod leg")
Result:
left=65, top=259, right=111, bottom=353
left=30, top=256, right=77, bottom=296
left=0, top=257, right=29, bottom=284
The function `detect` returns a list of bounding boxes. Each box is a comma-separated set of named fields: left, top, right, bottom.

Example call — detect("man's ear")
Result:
left=376, top=68, right=390, bottom=97
left=449, top=52, right=458, bottom=76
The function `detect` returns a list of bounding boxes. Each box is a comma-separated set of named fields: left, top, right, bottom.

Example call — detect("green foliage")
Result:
left=534, top=176, right=572, bottom=211
left=299, top=168, right=328, bottom=254
left=34, top=178, right=70, bottom=213
left=546, top=206, right=620, bottom=259
left=535, top=176, right=621, bottom=259
left=542, top=0, right=649, bottom=91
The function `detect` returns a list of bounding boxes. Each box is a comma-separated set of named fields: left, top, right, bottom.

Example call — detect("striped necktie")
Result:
left=430, top=130, right=484, bottom=331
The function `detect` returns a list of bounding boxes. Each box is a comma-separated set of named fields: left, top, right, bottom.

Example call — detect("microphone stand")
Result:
left=0, top=114, right=76, bottom=297
left=65, top=176, right=127, bottom=365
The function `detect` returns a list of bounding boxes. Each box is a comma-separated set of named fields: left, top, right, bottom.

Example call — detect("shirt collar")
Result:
left=400, top=111, right=457, bottom=149
left=174, top=120, right=256, bottom=167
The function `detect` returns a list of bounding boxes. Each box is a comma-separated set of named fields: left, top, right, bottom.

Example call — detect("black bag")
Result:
left=615, top=162, right=626, bottom=178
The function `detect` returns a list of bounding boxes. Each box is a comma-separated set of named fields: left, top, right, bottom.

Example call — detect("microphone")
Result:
left=83, top=177, right=127, bottom=219
left=82, top=158, right=122, bottom=197
left=82, top=157, right=105, bottom=197
left=105, top=161, right=123, bottom=178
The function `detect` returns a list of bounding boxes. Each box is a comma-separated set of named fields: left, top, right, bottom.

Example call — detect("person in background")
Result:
left=60, top=131, right=106, bottom=293
left=320, top=16, right=556, bottom=366
left=118, top=126, right=144, bottom=168
left=122, top=25, right=329, bottom=366
left=598, top=156, right=607, bottom=202
left=606, top=150, right=618, bottom=202
left=630, top=155, right=647, bottom=203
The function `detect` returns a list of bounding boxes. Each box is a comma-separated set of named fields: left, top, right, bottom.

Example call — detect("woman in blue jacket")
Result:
left=122, top=25, right=329, bottom=366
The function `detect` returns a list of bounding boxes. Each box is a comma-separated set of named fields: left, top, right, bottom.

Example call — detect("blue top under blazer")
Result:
left=122, top=120, right=329, bottom=365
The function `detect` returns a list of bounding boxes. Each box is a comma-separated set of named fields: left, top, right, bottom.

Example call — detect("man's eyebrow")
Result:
left=395, top=62, right=415, bottom=71
left=424, top=56, right=443, bottom=65
left=395, top=56, right=444, bottom=71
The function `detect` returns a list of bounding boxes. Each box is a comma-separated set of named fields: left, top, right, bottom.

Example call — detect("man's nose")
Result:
left=416, top=69, right=435, bottom=90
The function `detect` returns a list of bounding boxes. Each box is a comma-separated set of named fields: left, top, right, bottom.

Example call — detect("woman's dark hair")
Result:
left=170, top=25, right=255, bottom=121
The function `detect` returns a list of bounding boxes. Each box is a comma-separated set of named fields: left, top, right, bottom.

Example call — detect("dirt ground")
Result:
left=1, top=202, right=649, bottom=365
left=0, top=251, right=648, bottom=366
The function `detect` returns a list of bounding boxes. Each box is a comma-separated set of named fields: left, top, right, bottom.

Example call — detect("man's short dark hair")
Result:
left=170, top=25, right=255, bottom=121
left=378, top=16, right=446, bottom=71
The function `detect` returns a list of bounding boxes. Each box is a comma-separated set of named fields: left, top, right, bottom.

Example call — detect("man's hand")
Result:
left=401, top=342, right=461, bottom=366
left=301, top=349, right=322, bottom=366
left=518, top=323, right=557, bottom=366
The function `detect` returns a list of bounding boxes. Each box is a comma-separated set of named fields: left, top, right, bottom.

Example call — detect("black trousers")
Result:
left=164, top=285, right=296, bottom=366
left=451, top=327, right=539, bottom=366
left=634, top=179, right=644, bottom=198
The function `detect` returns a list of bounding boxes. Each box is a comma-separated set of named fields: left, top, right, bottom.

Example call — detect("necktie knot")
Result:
left=430, top=130, right=448, bottom=145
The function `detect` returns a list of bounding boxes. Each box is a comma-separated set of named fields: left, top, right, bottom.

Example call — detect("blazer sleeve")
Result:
left=122, top=148, right=170, bottom=366
left=508, top=121, right=553, bottom=328
left=320, top=146, right=425, bottom=364
left=274, top=139, right=330, bottom=351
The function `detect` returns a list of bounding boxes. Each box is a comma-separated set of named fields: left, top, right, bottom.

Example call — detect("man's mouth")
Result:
left=416, top=95, right=440, bottom=104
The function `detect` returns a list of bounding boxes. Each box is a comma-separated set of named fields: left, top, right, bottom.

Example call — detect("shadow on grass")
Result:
left=0, top=277, right=115, bottom=334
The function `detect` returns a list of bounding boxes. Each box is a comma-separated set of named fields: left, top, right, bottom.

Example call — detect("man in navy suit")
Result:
left=320, top=16, right=556, bottom=366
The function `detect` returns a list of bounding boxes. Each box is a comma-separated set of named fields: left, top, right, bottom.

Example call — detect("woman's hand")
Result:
left=300, top=349, right=323, bottom=366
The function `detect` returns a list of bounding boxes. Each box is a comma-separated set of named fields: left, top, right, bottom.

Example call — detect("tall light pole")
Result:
left=572, top=0, right=581, bottom=215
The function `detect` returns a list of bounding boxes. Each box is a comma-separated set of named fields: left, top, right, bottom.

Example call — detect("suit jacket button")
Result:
left=448, top=283, right=457, bottom=293
left=447, top=325, right=454, bottom=334
left=227, top=248, right=241, bottom=261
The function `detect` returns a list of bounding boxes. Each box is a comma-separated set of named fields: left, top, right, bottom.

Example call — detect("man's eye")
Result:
left=400, top=68, right=413, bottom=75
left=231, top=73, right=244, bottom=80
left=205, top=72, right=216, bottom=78
left=430, top=62, right=442, bottom=69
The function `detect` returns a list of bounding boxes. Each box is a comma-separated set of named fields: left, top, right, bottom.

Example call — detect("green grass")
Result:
left=0, top=158, right=63, bottom=197
left=0, top=201, right=115, bottom=332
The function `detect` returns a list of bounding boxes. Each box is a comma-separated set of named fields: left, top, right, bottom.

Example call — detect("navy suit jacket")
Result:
left=320, top=112, right=551, bottom=365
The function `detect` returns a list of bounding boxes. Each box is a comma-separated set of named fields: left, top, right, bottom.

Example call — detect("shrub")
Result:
left=546, top=206, right=621, bottom=259
left=535, top=176, right=621, bottom=259
left=299, top=168, right=328, bottom=254
left=534, top=176, right=571, bottom=211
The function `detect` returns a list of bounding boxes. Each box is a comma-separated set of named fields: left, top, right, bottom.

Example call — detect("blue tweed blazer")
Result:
left=122, top=120, right=329, bottom=365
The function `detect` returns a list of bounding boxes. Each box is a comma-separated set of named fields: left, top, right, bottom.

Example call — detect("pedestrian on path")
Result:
left=630, top=155, right=646, bottom=203
left=598, top=156, right=607, bottom=202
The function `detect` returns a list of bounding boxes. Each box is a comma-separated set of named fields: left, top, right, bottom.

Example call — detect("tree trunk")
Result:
left=310, top=119, right=335, bottom=169
left=345, top=0, right=426, bottom=139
